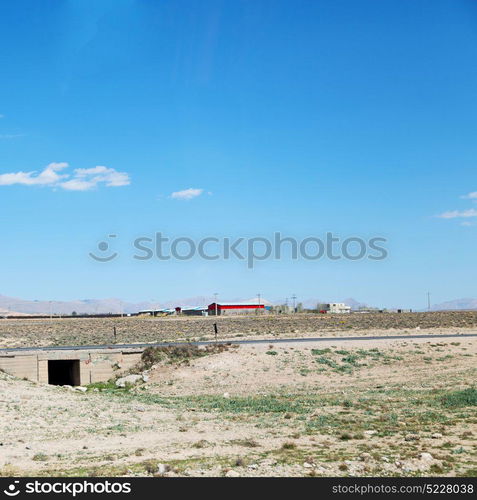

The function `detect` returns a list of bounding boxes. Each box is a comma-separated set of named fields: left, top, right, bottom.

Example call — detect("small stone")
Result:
left=431, top=433, right=443, bottom=439
left=419, top=452, right=433, bottom=462
left=74, top=386, right=87, bottom=393
left=303, top=462, right=314, bottom=468
left=223, top=392, right=230, bottom=399
left=225, top=470, right=240, bottom=478
left=157, top=463, right=170, bottom=475
left=405, top=434, right=420, bottom=441
left=116, top=374, right=143, bottom=388
left=364, top=430, right=377, bottom=436
left=247, top=464, right=258, bottom=470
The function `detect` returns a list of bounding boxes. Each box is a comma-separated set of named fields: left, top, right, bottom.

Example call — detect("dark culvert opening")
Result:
left=48, top=360, right=81, bottom=386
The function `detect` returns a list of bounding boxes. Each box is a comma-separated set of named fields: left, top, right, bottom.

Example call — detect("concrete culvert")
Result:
left=48, top=359, right=81, bottom=386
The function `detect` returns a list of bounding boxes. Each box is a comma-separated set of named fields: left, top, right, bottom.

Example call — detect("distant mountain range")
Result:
left=0, top=294, right=222, bottom=315
left=430, top=298, right=477, bottom=311
left=1, top=293, right=474, bottom=315
left=0, top=294, right=368, bottom=315
left=0, top=294, right=278, bottom=315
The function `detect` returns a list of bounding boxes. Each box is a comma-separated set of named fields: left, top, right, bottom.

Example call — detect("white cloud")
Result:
left=0, top=163, right=130, bottom=191
left=461, top=191, right=477, bottom=200
left=170, top=188, right=204, bottom=200
left=61, top=166, right=131, bottom=191
left=437, top=209, right=477, bottom=219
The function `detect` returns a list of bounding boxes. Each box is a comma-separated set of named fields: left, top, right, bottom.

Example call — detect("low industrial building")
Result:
left=137, top=308, right=174, bottom=317
left=207, top=302, right=267, bottom=316
left=318, top=303, right=351, bottom=314
left=175, top=306, right=209, bottom=316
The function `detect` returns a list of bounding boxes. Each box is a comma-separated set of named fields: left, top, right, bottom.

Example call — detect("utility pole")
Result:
left=214, top=292, right=218, bottom=316
left=291, top=294, right=297, bottom=313
left=427, top=292, right=431, bottom=312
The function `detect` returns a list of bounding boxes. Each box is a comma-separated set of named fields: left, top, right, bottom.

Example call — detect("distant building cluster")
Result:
left=138, top=300, right=357, bottom=317
left=138, top=300, right=272, bottom=317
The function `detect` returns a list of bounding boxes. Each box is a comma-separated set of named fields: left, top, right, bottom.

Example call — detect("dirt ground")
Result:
left=0, top=333, right=476, bottom=477
left=1, top=311, right=477, bottom=348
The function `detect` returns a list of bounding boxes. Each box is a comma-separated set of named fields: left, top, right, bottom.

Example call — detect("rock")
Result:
left=247, top=464, right=258, bottom=470
left=303, top=462, right=314, bottom=468
left=402, top=453, right=441, bottom=473
left=74, top=386, right=87, bottom=393
left=225, top=470, right=240, bottom=478
left=364, top=430, right=377, bottom=436
left=405, top=434, right=420, bottom=441
left=135, top=406, right=146, bottom=412
left=431, top=433, right=443, bottom=439
left=223, top=392, right=230, bottom=399
left=157, top=463, right=170, bottom=475
left=116, top=374, right=144, bottom=388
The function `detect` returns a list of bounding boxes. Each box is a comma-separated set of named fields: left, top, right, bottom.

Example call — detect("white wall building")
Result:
left=319, top=303, right=351, bottom=314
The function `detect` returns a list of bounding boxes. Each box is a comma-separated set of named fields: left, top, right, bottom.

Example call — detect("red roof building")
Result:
left=207, top=302, right=266, bottom=315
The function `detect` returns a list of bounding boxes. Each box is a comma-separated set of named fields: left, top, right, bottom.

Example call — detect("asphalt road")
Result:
left=1, top=332, right=477, bottom=353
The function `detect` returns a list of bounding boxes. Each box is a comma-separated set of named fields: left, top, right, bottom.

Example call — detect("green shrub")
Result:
left=441, top=388, right=477, bottom=408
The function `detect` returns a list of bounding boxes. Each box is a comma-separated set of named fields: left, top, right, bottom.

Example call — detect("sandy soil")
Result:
left=1, top=334, right=476, bottom=477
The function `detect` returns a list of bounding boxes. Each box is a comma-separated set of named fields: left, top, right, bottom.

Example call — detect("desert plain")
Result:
left=0, top=312, right=476, bottom=477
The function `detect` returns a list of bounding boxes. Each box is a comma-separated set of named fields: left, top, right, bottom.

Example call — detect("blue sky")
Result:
left=0, top=0, right=476, bottom=309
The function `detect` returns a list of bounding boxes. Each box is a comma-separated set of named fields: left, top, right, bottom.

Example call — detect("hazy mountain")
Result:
left=0, top=294, right=265, bottom=315
left=431, top=298, right=477, bottom=311
left=0, top=293, right=375, bottom=315
left=342, top=298, right=370, bottom=310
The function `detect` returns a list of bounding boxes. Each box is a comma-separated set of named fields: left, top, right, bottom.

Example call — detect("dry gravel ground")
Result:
left=0, top=311, right=477, bottom=348
left=0, top=334, right=476, bottom=477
